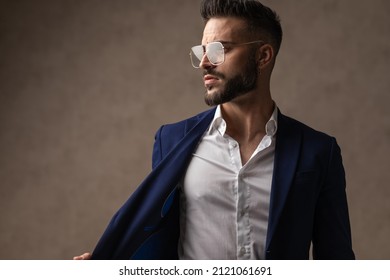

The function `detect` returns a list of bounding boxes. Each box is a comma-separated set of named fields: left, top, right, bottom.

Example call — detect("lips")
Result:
left=203, top=74, right=219, bottom=86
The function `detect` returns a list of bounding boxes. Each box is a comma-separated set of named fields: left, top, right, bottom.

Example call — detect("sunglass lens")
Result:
left=190, top=46, right=203, bottom=68
left=207, top=42, right=224, bottom=65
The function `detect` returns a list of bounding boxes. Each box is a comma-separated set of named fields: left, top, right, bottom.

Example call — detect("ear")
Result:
left=257, top=44, right=274, bottom=68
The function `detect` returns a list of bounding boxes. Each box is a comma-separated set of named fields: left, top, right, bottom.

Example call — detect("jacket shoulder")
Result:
left=152, top=108, right=215, bottom=168
left=279, top=112, right=336, bottom=144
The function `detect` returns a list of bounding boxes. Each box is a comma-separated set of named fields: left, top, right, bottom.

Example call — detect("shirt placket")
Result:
left=228, top=138, right=251, bottom=259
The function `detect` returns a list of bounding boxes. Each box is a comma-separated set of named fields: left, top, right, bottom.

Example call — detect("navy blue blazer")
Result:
left=91, top=108, right=355, bottom=260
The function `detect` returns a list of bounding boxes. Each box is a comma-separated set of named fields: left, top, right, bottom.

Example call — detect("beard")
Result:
left=203, top=51, right=259, bottom=106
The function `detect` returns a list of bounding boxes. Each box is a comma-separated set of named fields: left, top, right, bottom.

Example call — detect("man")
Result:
left=75, top=0, right=354, bottom=260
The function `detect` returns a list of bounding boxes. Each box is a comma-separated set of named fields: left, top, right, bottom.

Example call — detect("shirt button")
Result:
left=239, top=247, right=246, bottom=256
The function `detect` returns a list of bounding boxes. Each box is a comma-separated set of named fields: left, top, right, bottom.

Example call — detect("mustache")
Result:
left=203, top=69, right=225, bottom=79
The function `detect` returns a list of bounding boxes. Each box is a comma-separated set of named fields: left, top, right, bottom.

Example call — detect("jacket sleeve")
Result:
left=312, top=138, right=355, bottom=259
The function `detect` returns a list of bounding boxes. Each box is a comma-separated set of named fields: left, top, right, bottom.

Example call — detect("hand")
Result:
left=73, top=252, right=92, bottom=260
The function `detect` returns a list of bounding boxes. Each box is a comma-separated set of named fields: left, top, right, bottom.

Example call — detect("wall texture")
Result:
left=0, top=0, right=389, bottom=259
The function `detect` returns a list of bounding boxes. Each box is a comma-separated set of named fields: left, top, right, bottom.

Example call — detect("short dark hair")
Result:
left=200, top=0, right=283, bottom=55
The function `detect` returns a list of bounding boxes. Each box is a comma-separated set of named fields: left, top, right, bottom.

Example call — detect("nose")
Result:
left=199, top=53, right=213, bottom=69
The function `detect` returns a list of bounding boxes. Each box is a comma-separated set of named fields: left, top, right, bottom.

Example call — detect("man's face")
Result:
left=200, top=17, right=259, bottom=106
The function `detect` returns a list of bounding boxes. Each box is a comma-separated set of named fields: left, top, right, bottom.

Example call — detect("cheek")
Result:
left=223, top=53, right=249, bottom=72
left=217, top=63, right=244, bottom=80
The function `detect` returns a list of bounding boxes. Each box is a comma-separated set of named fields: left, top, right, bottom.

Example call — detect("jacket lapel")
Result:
left=266, top=112, right=302, bottom=250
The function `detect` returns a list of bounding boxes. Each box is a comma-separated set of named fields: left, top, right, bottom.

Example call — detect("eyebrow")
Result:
left=200, top=40, right=235, bottom=46
left=218, top=40, right=234, bottom=45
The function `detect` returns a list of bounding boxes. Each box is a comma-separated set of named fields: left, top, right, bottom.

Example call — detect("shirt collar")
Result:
left=266, top=105, right=278, bottom=137
left=208, top=105, right=226, bottom=135
left=208, top=104, right=278, bottom=137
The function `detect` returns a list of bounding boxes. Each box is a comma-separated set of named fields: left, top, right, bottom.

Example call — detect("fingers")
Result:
left=73, top=252, right=92, bottom=260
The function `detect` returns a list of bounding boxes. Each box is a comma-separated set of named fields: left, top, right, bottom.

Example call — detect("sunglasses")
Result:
left=189, top=40, right=264, bottom=68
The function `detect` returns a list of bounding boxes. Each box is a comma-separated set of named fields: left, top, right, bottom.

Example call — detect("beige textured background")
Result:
left=1, top=0, right=389, bottom=259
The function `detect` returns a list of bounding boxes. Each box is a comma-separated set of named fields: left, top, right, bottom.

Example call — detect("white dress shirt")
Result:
left=178, top=105, right=278, bottom=259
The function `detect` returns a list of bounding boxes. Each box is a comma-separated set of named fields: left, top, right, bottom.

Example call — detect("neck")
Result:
left=220, top=89, right=274, bottom=143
